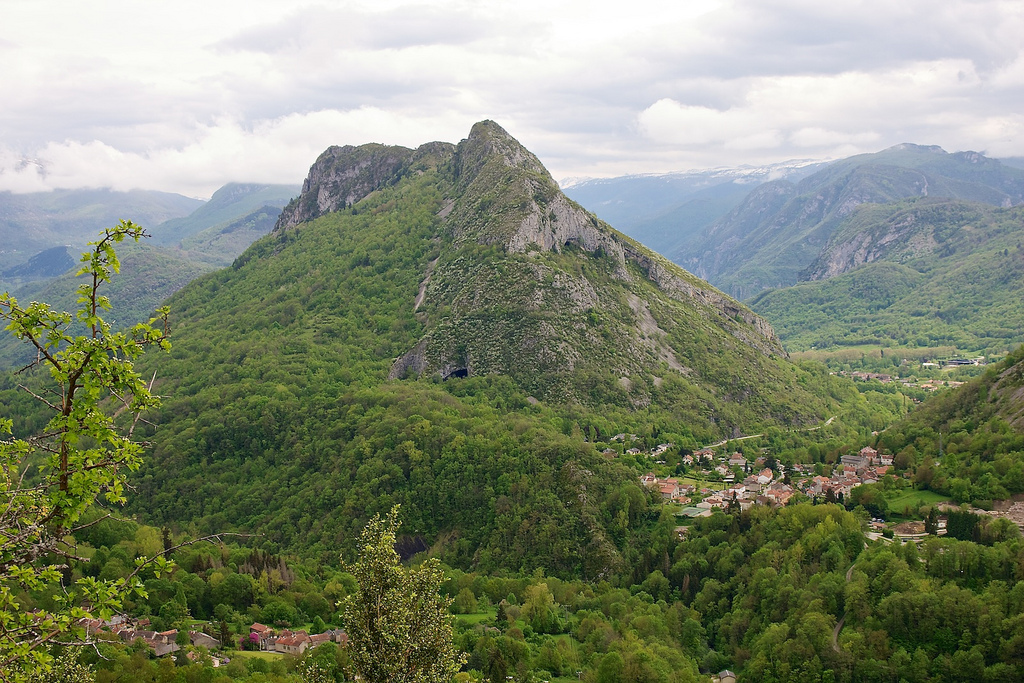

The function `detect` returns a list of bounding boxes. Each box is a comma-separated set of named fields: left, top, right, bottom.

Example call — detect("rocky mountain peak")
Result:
left=274, top=141, right=455, bottom=231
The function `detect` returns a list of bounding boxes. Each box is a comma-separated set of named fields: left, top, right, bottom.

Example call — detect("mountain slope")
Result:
left=116, top=122, right=854, bottom=574
left=0, top=242, right=217, bottom=369
left=562, top=162, right=823, bottom=257
left=749, top=198, right=1024, bottom=352
left=0, top=188, right=202, bottom=276
left=150, top=182, right=298, bottom=249
left=676, top=144, right=1024, bottom=298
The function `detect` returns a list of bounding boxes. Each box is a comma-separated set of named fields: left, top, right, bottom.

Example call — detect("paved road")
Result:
left=702, top=417, right=837, bottom=450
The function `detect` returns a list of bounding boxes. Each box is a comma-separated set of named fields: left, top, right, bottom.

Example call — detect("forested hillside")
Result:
left=0, top=188, right=201, bottom=279
left=108, top=122, right=879, bottom=574
left=749, top=199, right=1024, bottom=353
left=6, top=123, right=1017, bottom=683
left=673, top=144, right=1024, bottom=299
left=875, top=346, right=1024, bottom=507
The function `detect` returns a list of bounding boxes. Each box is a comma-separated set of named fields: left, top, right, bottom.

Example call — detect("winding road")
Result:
left=832, top=561, right=856, bottom=652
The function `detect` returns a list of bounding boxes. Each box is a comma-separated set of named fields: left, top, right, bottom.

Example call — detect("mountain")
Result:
left=674, top=144, right=1024, bottom=299
left=0, top=242, right=216, bottom=370
left=0, top=188, right=202, bottom=278
left=748, top=198, right=1024, bottom=353
left=1, top=183, right=302, bottom=368
left=178, top=205, right=285, bottom=266
left=562, top=161, right=823, bottom=258
left=1, top=245, right=74, bottom=279
left=875, top=345, right=1024, bottom=507
left=150, top=182, right=299, bottom=257
left=117, top=121, right=861, bottom=574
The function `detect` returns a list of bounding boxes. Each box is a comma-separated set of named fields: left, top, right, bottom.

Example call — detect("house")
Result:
left=309, top=633, right=332, bottom=648
left=756, top=468, right=773, bottom=485
left=651, top=443, right=673, bottom=457
left=694, top=448, right=715, bottom=462
left=716, top=669, right=738, bottom=683
left=275, top=633, right=311, bottom=655
left=728, top=453, right=747, bottom=468
left=190, top=631, right=220, bottom=649
left=640, top=472, right=659, bottom=487
left=118, top=629, right=179, bottom=657
left=154, top=630, right=178, bottom=645
left=626, top=448, right=642, bottom=455
left=250, top=623, right=272, bottom=637
left=840, top=454, right=868, bottom=471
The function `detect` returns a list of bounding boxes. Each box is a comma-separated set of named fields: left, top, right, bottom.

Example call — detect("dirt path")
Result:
left=833, top=561, right=858, bottom=652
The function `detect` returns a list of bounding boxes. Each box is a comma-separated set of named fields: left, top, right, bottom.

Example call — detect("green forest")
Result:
left=3, top=124, right=1024, bottom=683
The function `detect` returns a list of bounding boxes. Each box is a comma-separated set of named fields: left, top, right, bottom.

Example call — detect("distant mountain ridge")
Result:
left=562, top=160, right=824, bottom=259
left=0, top=188, right=202, bottom=276
left=748, top=198, right=1024, bottom=353
left=674, top=143, right=1024, bottom=299
left=0, top=182, right=301, bottom=370
left=152, top=182, right=298, bottom=251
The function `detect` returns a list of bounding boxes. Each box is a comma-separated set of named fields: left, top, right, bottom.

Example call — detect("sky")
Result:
left=1, top=0, right=1022, bottom=198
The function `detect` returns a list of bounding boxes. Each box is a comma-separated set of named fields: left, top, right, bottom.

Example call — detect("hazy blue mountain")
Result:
left=562, top=162, right=823, bottom=256
left=675, top=144, right=1024, bottom=299
left=1, top=245, right=74, bottom=280
left=997, top=156, right=1024, bottom=170
left=150, top=182, right=299, bottom=248
left=0, top=188, right=202, bottom=274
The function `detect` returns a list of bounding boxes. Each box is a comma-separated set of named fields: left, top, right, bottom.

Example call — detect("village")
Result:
left=638, top=443, right=898, bottom=520
left=78, top=615, right=347, bottom=667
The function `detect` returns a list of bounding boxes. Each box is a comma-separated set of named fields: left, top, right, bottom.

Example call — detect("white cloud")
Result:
left=1, top=0, right=1023, bottom=193
left=0, top=108, right=478, bottom=197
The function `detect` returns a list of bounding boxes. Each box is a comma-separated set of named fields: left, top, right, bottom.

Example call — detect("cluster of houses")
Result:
left=248, top=622, right=348, bottom=655
left=641, top=463, right=796, bottom=516
left=796, top=447, right=893, bottom=500
left=79, top=616, right=219, bottom=659
left=642, top=445, right=907, bottom=516
left=839, top=370, right=893, bottom=383
left=78, top=614, right=347, bottom=661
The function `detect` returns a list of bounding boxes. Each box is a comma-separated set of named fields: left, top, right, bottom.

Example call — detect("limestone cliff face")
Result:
left=275, top=141, right=454, bottom=231
left=438, top=121, right=784, bottom=357
left=280, top=120, right=787, bottom=403
left=800, top=198, right=985, bottom=281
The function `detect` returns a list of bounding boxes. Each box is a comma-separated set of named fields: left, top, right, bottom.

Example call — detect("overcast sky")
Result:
left=2, top=0, right=1022, bottom=197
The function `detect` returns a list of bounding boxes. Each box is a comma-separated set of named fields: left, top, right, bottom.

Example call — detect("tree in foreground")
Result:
left=343, top=506, right=466, bottom=683
left=0, top=222, right=170, bottom=682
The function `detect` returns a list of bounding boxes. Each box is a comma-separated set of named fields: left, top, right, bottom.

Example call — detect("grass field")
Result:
left=455, top=608, right=497, bottom=625
left=887, top=489, right=949, bottom=512
left=231, top=650, right=285, bottom=661
left=678, top=477, right=725, bottom=491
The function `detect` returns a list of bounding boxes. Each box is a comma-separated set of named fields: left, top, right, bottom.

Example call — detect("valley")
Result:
left=2, top=124, right=1023, bottom=683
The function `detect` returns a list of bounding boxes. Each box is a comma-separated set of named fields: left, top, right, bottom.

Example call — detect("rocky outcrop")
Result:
left=621, top=243, right=785, bottom=357
left=275, top=141, right=455, bottom=231
left=280, top=120, right=788, bottom=393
